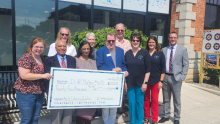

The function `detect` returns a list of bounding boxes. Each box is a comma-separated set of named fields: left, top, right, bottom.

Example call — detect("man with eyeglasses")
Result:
left=159, top=32, right=189, bottom=124
left=115, top=23, right=132, bottom=54
left=96, top=33, right=128, bottom=124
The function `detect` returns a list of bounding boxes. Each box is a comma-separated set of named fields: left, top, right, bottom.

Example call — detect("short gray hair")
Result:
left=86, top=32, right=95, bottom=40
left=115, top=23, right=125, bottom=30
left=55, top=40, right=66, bottom=47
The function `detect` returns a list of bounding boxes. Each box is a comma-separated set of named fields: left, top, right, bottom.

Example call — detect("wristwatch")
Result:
left=160, top=80, right=163, bottom=83
left=144, top=82, right=148, bottom=84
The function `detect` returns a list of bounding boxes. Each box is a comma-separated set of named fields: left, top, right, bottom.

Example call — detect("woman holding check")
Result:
left=124, top=33, right=151, bottom=124
left=75, top=41, right=97, bottom=124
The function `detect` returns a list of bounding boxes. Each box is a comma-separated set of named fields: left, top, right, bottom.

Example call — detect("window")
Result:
left=204, top=4, right=220, bottom=29
left=15, top=0, right=55, bottom=61
left=123, top=10, right=145, bottom=32
left=0, top=0, right=12, bottom=66
left=58, top=1, right=91, bottom=33
left=94, top=6, right=120, bottom=30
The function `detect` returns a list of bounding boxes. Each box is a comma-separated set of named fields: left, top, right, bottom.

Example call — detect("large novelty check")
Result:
left=47, top=67, right=125, bottom=109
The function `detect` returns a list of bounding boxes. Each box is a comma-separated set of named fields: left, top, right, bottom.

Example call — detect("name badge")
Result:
left=106, top=54, right=111, bottom=57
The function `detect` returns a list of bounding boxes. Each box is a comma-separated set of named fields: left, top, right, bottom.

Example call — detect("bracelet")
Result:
left=160, top=80, right=164, bottom=83
left=144, top=82, right=148, bottom=84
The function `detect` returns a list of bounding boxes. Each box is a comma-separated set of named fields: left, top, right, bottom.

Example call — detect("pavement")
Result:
left=11, top=82, right=220, bottom=124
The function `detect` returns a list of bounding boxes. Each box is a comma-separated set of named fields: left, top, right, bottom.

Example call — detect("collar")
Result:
left=57, top=53, right=66, bottom=59
left=169, top=44, right=177, bottom=49
left=116, top=37, right=125, bottom=43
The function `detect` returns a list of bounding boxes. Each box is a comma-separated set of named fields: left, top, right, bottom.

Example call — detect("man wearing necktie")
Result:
left=44, top=40, right=76, bottom=124
left=159, top=32, right=189, bottom=124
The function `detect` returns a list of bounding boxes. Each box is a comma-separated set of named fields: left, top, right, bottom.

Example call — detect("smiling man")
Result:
left=44, top=40, right=76, bottom=124
left=159, top=32, right=189, bottom=124
left=115, top=23, right=132, bottom=54
left=96, top=33, right=128, bottom=124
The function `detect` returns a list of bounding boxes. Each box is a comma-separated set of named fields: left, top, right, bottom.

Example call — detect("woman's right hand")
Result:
left=42, top=73, right=53, bottom=80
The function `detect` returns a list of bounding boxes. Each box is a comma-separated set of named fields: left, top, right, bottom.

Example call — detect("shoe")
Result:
left=158, top=117, right=169, bottom=123
left=174, top=120, right=179, bottom=124
left=153, top=122, right=158, bottom=124
left=143, top=118, right=149, bottom=124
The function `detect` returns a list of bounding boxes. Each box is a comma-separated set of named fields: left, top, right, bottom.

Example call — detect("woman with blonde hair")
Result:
left=48, top=27, right=77, bottom=56
left=14, top=38, right=53, bottom=124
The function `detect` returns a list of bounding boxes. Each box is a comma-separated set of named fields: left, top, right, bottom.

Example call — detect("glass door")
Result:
left=146, top=15, right=169, bottom=48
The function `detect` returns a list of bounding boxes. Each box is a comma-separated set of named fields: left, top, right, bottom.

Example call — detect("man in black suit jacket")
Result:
left=44, top=40, right=76, bottom=124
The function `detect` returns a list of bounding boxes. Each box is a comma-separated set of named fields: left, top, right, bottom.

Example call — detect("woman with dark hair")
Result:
left=75, top=41, right=96, bottom=124
left=143, top=36, right=166, bottom=124
left=13, top=38, right=53, bottom=124
left=125, top=33, right=151, bottom=124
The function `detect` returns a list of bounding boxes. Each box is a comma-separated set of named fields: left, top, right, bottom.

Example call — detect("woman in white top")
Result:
left=48, top=27, right=77, bottom=56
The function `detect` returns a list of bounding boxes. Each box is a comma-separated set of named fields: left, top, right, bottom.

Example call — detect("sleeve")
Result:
left=181, top=48, right=189, bottom=80
left=43, top=58, right=51, bottom=90
left=48, top=43, right=56, bottom=56
left=75, top=58, right=79, bottom=69
left=160, top=52, right=166, bottom=74
left=71, top=45, right=77, bottom=56
left=17, top=54, right=32, bottom=69
left=96, top=49, right=111, bottom=71
left=144, top=51, right=151, bottom=73
left=121, top=49, right=127, bottom=71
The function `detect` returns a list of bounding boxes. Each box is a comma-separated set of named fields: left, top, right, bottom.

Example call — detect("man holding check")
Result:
left=44, top=40, right=76, bottom=124
left=96, top=33, right=128, bottom=124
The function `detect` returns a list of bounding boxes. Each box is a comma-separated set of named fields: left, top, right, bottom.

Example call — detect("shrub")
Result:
left=71, top=27, right=148, bottom=50
left=203, top=68, right=219, bottom=84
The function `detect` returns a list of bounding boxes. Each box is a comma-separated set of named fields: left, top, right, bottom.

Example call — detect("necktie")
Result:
left=61, top=57, right=66, bottom=68
left=169, top=47, right=173, bottom=73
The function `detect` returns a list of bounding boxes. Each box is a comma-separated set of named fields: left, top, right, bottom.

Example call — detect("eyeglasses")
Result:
left=33, top=46, right=44, bottom=49
left=60, top=33, right=69, bottom=37
left=116, top=30, right=125, bottom=32
left=169, top=37, right=177, bottom=39
left=107, top=40, right=115, bottom=43
left=132, top=40, right=140, bottom=42
left=88, top=39, right=95, bottom=41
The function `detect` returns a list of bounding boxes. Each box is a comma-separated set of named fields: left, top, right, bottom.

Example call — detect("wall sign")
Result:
left=60, top=0, right=92, bottom=5
left=123, top=0, right=147, bottom=12
left=94, top=0, right=121, bottom=9
left=148, top=0, right=170, bottom=14
left=202, top=30, right=220, bottom=53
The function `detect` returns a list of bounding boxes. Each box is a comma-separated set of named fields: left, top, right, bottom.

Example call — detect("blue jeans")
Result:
left=16, top=90, right=44, bottom=124
left=102, top=108, right=117, bottom=124
left=127, top=87, right=145, bottom=124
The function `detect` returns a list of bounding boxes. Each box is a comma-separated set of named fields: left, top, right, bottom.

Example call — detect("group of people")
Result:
left=13, top=23, right=189, bottom=124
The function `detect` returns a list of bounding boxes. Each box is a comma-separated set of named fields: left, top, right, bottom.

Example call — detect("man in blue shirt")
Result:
left=44, top=40, right=76, bottom=124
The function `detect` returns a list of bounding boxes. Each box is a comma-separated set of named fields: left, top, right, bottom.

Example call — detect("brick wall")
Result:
left=170, top=0, right=206, bottom=52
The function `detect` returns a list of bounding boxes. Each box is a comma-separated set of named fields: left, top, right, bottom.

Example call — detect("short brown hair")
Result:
left=168, top=32, right=178, bottom=37
left=146, top=36, right=160, bottom=52
left=105, top=33, right=116, bottom=40
left=130, top=33, right=142, bottom=44
left=26, top=38, right=46, bottom=54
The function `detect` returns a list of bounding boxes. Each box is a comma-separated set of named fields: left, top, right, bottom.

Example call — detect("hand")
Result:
left=124, top=71, right=129, bottom=77
left=112, top=67, right=122, bottom=73
left=124, top=82, right=128, bottom=92
left=42, top=73, right=53, bottom=80
left=158, top=81, right=163, bottom=90
left=141, top=83, right=147, bottom=92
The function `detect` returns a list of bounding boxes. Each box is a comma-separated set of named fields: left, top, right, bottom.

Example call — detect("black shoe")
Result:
left=174, top=120, right=179, bottom=124
left=158, top=117, right=169, bottom=123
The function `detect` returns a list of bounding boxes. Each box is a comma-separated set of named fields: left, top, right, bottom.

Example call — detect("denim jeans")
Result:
left=16, top=90, right=44, bottom=124
left=102, top=108, right=117, bottom=124
left=127, top=87, right=145, bottom=124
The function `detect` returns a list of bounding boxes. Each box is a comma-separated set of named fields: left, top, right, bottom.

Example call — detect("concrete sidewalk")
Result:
left=12, top=83, right=220, bottom=124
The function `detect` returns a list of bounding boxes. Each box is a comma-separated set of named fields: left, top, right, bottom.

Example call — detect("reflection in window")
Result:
left=123, top=10, right=145, bottom=32
left=150, top=18, right=165, bottom=46
left=204, top=4, right=220, bottom=29
left=15, top=0, right=55, bottom=61
left=94, top=6, right=120, bottom=30
left=58, top=1, right=91, bottom=33
left=0, top=0, right=12, bottom=66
